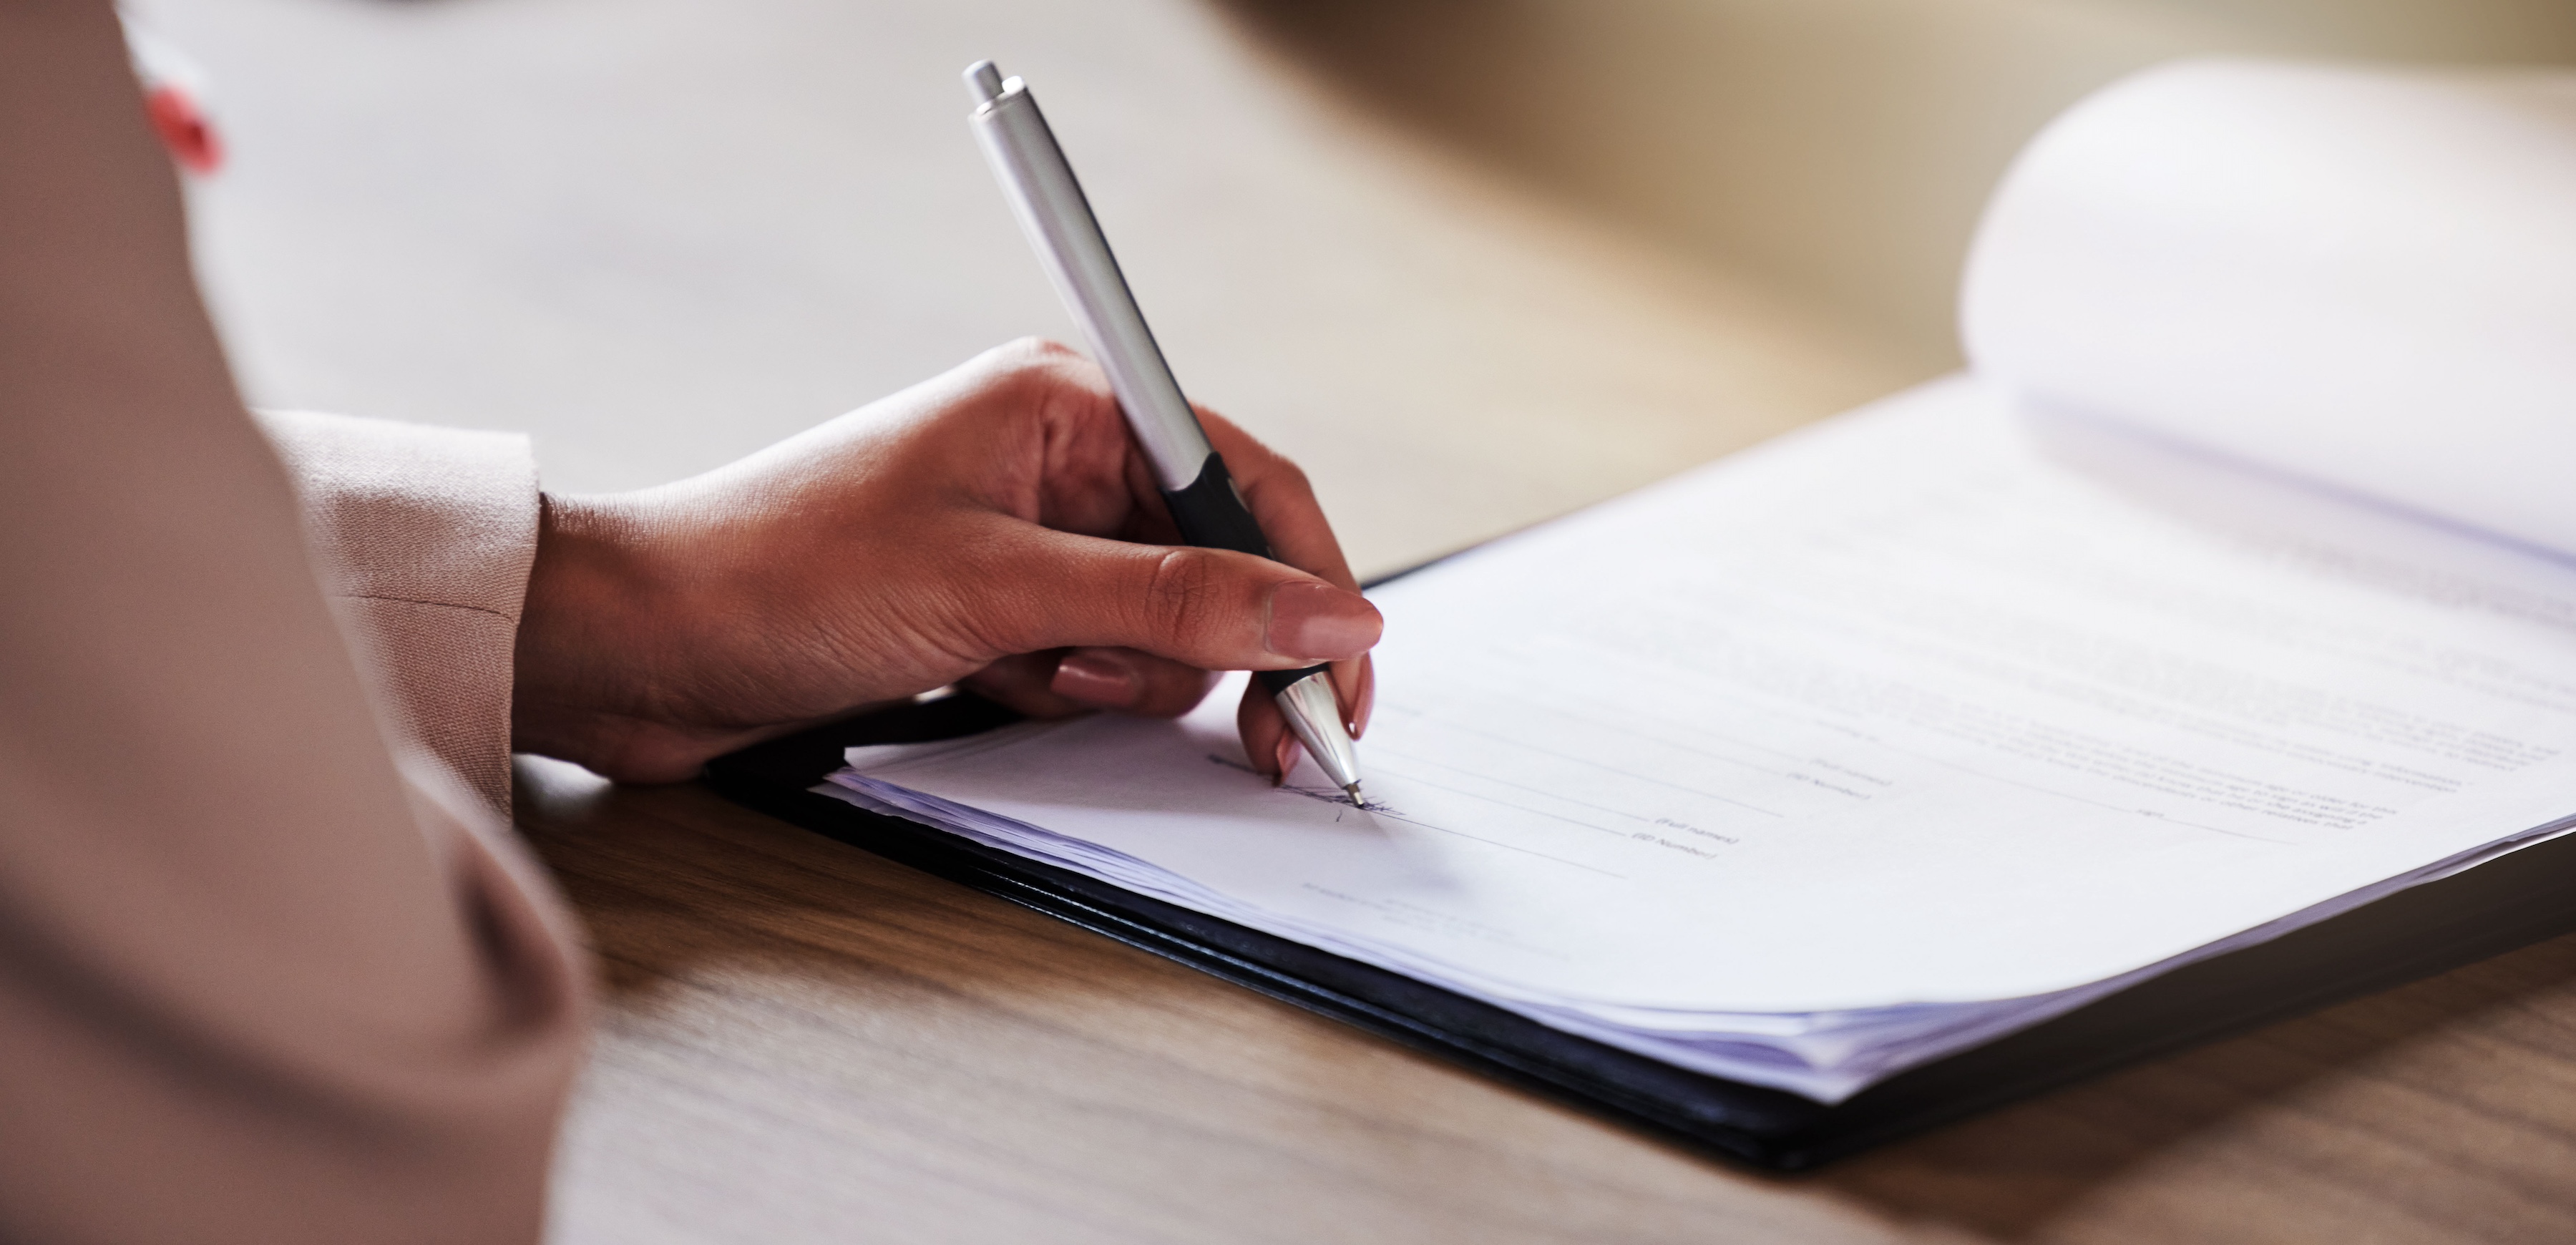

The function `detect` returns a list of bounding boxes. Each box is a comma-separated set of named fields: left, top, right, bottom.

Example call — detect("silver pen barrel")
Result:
left=1274, top=672, right=1364, bottom=801
left=965, top=60, right=1365, bottom=802
left=965, top=65, right=1210, bottom=492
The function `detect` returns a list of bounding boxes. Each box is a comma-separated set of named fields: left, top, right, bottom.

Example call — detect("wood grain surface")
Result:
left=518, top=761, right=2576, bottom=1245
left=146, top=0, right=2576, bottom=1238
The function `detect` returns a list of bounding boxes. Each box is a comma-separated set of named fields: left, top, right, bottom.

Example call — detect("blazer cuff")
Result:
left=256, top=410, right=539, bottom=813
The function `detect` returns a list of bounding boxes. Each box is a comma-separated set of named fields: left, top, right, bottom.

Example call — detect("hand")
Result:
left=510, top=338, right=1380, bottom=783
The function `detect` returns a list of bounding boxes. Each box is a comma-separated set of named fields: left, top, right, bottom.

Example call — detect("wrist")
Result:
left=512, top=490, right=671, bottom=774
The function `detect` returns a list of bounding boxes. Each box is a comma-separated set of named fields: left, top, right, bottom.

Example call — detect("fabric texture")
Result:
left=260, top=409, right=540, bottom=812
left=0, top=4, right=590, bottom=1241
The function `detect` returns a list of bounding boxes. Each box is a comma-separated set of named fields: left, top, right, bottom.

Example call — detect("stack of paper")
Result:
left=821, top=381, right=2576, bottom=1101
left=820, top=60, right=2576, bottom=1100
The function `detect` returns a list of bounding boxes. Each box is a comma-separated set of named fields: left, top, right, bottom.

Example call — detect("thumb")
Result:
left=965, top=523, right=1381, bottom=673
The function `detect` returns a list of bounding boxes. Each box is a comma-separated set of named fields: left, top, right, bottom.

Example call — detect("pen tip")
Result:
left=1344, top=782, right=1364, bottom=804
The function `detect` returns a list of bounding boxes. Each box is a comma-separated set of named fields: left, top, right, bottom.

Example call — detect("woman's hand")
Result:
left=510, top=338, right=1379, bottom=783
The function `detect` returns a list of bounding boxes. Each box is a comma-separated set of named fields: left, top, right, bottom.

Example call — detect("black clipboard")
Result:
left=704, top=688, right=2576, bottom=1171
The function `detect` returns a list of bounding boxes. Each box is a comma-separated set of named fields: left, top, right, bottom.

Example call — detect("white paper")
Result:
left=814, top=60, right=2576, bottom=1100
left=823, top=379, right=2576, bottom=1099
left=1963, top=58, right=2576, bottom=557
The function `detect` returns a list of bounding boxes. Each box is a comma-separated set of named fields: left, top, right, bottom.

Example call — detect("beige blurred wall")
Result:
left=1223, top=0, right=2576, bottom=376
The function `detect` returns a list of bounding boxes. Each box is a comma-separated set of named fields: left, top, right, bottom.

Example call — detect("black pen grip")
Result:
left=1159, top=451, right=1331, bottom=697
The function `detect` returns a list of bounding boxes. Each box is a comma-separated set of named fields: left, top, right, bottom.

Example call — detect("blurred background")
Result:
left=145, top=0, right=2576, bottom=578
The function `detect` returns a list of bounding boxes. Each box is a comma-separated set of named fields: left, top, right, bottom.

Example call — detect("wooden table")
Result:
left=152, top=0, right=2576, bottom=1239
left=516, top=762, right=2576, bottom=1244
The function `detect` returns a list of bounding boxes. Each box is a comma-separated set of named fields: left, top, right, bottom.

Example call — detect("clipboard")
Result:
left=704, top=688, right=2576, bottom=1171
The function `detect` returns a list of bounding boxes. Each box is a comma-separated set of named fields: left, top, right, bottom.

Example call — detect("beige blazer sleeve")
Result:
left=258, top=410, right=540, bottom=813
left=0, top=4, right=590, bottom=1242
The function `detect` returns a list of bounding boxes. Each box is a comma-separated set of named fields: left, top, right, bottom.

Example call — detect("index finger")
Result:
left=1194, top=409, right=1375, bottom=781
left=1196, top=408, right=1361, bottom=594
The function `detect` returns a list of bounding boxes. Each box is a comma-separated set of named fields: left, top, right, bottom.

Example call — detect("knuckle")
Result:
left=989, top=338, right=1114, bottom=419
left=1221, top=431, right=1312, bottom=498
left=982, top=338, right=1082, bottom=395
left=995, top=334, right=1078, bottom=366
left=1140, top=547, right=1224, bottom=648
left=1008, top=335, right=1079, bottom=358
left=1268, top=456, right=1314, bottom=497
left=952, top=542, right=1048, bottom=656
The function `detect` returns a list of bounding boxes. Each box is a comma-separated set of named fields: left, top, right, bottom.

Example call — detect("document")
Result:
left=821, top=60, right=2576, bottom=1100
left=824, top=380, right=2576, bottom=1100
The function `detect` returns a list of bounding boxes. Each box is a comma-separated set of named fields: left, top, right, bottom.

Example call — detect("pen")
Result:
left=962, top=59, right=1365, bottom=804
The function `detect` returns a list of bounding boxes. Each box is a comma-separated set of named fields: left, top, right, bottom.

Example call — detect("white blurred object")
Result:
left=1964, top=59, right=2576, bottom=557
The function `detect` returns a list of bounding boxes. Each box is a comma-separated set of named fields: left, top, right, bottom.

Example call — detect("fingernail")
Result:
left=1050, top=650, right=1140, bottom=709
left=1273, top=733, right=1302, bottom=786
left=1266, top=581, right=1380, bottom=661
left=1346, top=659, right=1375, bottom=739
